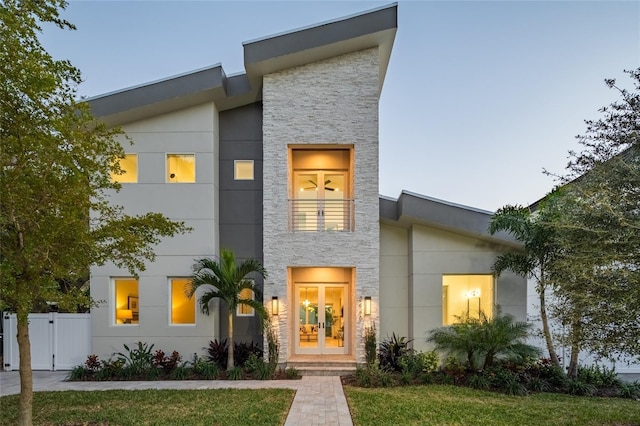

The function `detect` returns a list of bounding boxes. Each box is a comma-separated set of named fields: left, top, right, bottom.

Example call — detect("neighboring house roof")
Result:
left=88, top=3, right=398, bottom=126
left=380, top=190, right=521, bottom=247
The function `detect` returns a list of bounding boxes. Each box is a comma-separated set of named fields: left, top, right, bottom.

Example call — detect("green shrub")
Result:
left=68, top=365, right=89, bottom=381
left=618, top=381, right=640, bottom=399
left=568, top=379, right=596, bottom=396
left=469, top=373, right=491, bottom=390
left=116, top=342, right=155, bottom=376
left=379, top=333, right=414, bottom=371
left=170, top=364, right=190, bottom=380
left=206, top=340, right=263, bottom=369
left=577, top=364, right=620, bottom=387
left=427, top=311, right=539, bottom=371
left=227, top=366, right=244, bottom=380
left=284, top=367, right=300, bottom=379
left=265, top=320, right=280, bottom=376
left=364, top=325, right=377, bottom=367
left=191, top=355, right=219, bottom=379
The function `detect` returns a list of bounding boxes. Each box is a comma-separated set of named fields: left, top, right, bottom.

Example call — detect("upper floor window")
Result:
left=114, top=278, right=139, bottom=325
left=237, top=288, right=255, bottom=316
left=170, top=278, right=195, bottom=325
left=442, top=275, right=493, bottom=325
left=234, top=160, right=254, bottom=180
left=289, top=147, right=353, bottom=232
left=111, top=154, right=138, bottom=183
left=167, top=154, right=195, bottom=183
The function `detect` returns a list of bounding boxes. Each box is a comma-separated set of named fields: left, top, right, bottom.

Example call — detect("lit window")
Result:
left=167, top=154, right=195, bottom=183
left=237, top=288, right=255, bottom=316
left=111, top=154, right=138, bottom=183
left=442, top=275, right=493, bottom=325
left=114, top=278, right=139, bottom=325
left=170, top=278, right=195, bottom=325
left=234, top=160, right=254, bottom=180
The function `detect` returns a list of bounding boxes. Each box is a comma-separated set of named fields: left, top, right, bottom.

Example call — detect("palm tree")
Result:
left=489, top=204, right=562, bottom=369
left=186, top=249, right=268, bottom=370
left=428, top=311, right=540, bottom=370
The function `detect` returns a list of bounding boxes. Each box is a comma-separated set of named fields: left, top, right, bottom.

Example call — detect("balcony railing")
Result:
left=289, top=199, right=354, bottom=232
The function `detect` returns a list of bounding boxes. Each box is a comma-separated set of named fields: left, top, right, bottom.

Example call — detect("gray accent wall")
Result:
left=219, top=102, right=264, bottom=346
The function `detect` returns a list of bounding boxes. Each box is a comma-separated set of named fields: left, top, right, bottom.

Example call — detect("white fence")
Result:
left=2, top=312, right=91, bottom=371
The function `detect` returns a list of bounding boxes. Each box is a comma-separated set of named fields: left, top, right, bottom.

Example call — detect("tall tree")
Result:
left=187, top=249, right=268, bottom=370
left=0, top=1, right=188, bottom=424
left=543, top=68, right=640, bottom=376
left=489, top=204, right=562, bottom=369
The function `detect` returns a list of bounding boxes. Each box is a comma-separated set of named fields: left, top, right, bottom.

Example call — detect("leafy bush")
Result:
left=577, top=364, right=620, bottom=387
left=265, top=320, right=280, bottom=376
left=618, top=381, right=640, bottom=399
left=206, top=339, right=263, bottom=369
left=427, top=311, right=539, bottom=371
left=116, top=342, right=155, bottom=376
left=152, top=350, right=182, bottom=374
left=364, top=325, right=377, bottom=367
left=568, top=379, right=596, bottom=396
left=284, top=367, right=300, bottom=379
left=379, top=333, right=414, bottom=371
left=227, top=366, right=244, bottom=380
left=469, top=373, right=491, bottom=390
left=245, top=353, right=271, bottom=380
left=206, top=339, right=229, bottom=369
left=355, top=364, right=395, bottom=388
left=191, top=355, right=219, bottom=379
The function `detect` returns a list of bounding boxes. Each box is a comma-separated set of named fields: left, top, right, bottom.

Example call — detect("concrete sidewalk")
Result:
left=0, top=371, right=353, bottom=426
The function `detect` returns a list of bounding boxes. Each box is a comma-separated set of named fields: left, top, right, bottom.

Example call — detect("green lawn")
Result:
left=0, top=388, right=295, bottom=426
left=345, top=385, right=640, bottom=426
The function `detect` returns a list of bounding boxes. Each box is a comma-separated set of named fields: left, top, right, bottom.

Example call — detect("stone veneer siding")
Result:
left=262, top=48, right=380, bottom=363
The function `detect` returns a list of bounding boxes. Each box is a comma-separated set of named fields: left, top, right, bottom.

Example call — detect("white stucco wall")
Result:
left=380, top=222, right=526, bottom=353
left=262, top=48, right=380, bottom=362
left=90, top=102, right=220, bottom=360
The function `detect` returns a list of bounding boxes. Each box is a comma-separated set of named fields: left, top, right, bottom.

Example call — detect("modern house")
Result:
left=86, top=4, right=527, bottom=369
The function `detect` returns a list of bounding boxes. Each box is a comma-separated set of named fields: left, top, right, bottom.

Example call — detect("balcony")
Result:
left=289, top=199, right=354, bottom=232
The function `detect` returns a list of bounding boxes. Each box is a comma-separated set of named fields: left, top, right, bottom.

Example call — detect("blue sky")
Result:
left=41, top=1, right=639, bottom=211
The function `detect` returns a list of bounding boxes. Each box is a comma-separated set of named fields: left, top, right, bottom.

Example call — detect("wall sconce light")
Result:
left=272, top=296, right=279, bottom=316
left=117, top=309, right=133, bottom=324
left=364, top=296, right=371, bottom=316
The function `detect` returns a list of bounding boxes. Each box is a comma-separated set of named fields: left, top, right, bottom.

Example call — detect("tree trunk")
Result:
left=227, top=309, right=234, bottom=370
left=567, top=319, right=581, bottom=379
left=539, top=281, right=561, bottom=370
left=16, top=308, right=33, bottom=426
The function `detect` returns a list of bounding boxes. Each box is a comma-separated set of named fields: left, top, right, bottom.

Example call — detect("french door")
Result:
left=293, top=171, right=348, bottom=231
left=295, top=283, right=348, bottom=354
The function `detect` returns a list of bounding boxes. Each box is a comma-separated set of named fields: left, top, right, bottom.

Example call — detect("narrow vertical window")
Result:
left=167, top=154, right=195, bottom=183
left=237, top=288, right=255, bottom=316
left=111, top=154, right=138, bottom=183
left=234, top=160, right=254, bottom=180
left=114, top=278, right=139, bottom=324
left=170, top=278, right=196, bottom=325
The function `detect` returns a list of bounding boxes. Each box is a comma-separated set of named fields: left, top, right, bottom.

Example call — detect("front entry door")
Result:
left=295, top=284, right=348, bottom=354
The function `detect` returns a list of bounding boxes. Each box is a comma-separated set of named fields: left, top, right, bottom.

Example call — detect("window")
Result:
left=234, top=160, right=254, bottom=180
left=167, top=154, right=195, bottom=183
left=442, top=275, right=493, bottom=325
left=237, top=288, right=255, bottom=316
left=114, top=278, right=139, bottom=324
left=170, top=278, right=195, bottom=325
left=111, top=154, right=138, bottom=183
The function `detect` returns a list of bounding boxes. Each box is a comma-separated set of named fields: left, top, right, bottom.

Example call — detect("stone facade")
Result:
left=262, top=48, right=381, bottom=362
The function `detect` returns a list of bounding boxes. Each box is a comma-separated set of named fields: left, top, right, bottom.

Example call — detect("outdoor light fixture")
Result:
left=364, top=296, right=371, bottom=316
left=272, top=296, right=279, bottom=315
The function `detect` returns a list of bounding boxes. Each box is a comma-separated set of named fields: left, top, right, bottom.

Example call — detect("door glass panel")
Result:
left=323, top=173, right=346, bottom=231
left=296, top=284, right=347, bottom=354
left=298, top=287, right=319, bottom=349
left=294, top=173, right=319, bottom=231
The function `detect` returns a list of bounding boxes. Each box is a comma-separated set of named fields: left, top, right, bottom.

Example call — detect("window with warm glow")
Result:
left=442, top=275, right=493, bottom=325
left=234, top=160, right=254, bottom=180
left=237, top=288, right=255, bottom=316
left=167, top=154, right=195, bottom=183
left=114, top=278, right=139, bottom=325
left=111, top=154, right=138, bottom=183
left=170, top=278, right=195, bottom=325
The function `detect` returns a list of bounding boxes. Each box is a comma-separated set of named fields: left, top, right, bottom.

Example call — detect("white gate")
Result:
left=2, top=312, right=91, bottom=371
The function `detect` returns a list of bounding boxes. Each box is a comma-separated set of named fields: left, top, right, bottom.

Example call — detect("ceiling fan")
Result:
left=304, top=179, right=336, bottom=191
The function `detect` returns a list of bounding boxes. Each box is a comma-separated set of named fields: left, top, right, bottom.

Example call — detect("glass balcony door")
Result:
left=293, top=171, right=347, bottom=231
